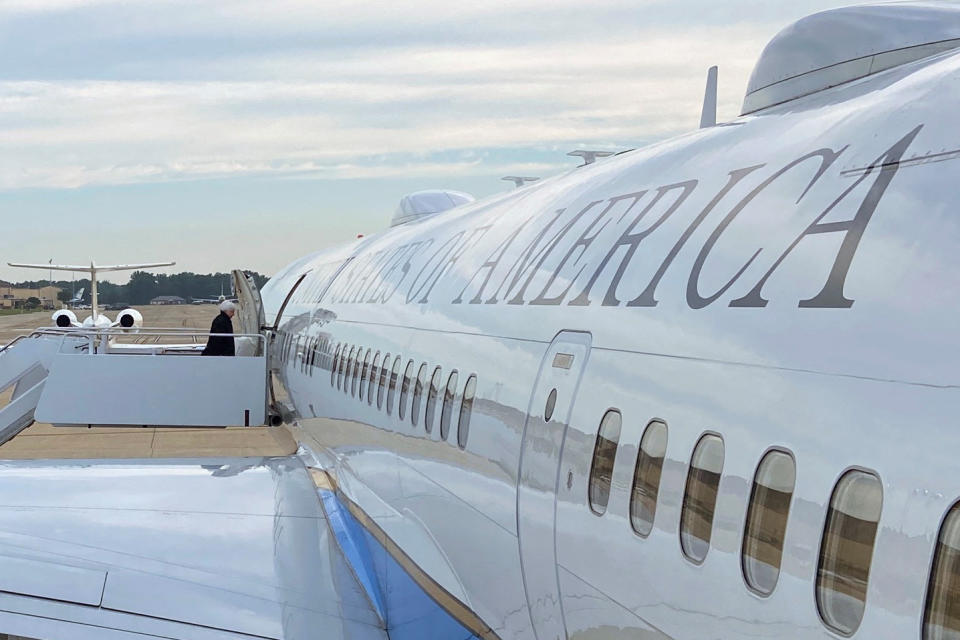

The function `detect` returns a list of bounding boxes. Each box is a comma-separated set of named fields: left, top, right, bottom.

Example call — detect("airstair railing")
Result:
left=36, top=329, right=271, bottom=427
left=0, top=331, right=46, bottom=355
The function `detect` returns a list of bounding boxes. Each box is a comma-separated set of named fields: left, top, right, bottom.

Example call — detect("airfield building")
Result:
left=0, top=283, right=62, bottom=310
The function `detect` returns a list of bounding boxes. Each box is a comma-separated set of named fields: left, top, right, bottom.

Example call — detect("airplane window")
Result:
left=344, top=346, right=356, bottom=395
left=337, top=345, right=349, bottom=390
left=399, top=360, right=414, bottom=420
left=680, top=434, right=725, bottom=564
left=457, top=374, right=477, bottom=449
left=377, top=353, right=390, bottom=409
left=588, top=410, right=622, bottom=516
left=742, top=450, right=796, bottom=595
left=816, top=470, right=882, bottom=636
left=387, top=356, right=402, bottom=415
left=412, top=363, right=428, bottom=427
left=339, top=344, right=348, bottom=390
left=425, top=366, right=443, bottom=434
left=351, top=346, right=363, bottom=396
left=629, top=420, right=668, bottom=537
left=440, top=370, right=459, bottom=441
left=368, top=351, right=381, bottom=405
left=359, top=349, right=372, bottom=400
left=923, top=502, right=960, bottom=640
left=331, top=344, right=342, bottom=386
left=544, top=389, right=557, bottom=422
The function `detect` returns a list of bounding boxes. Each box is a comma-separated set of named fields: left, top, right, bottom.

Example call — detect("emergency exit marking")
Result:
left=552, top=353, right=574, bottom=369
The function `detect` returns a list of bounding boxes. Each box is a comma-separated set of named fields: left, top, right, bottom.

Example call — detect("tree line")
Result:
left=10, top=271, right=270, bottom=306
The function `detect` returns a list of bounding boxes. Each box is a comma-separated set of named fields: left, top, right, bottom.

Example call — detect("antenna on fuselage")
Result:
left=8, top=261, right=175, bottom=322
left=567, top=150, right=615, bottom=167
left=699, top=65, right=718, bottom=128
left=501, top=176, right=540, bottom=188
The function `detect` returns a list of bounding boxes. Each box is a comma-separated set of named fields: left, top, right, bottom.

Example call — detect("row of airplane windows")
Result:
left=586, top=411, right=960, bottom=639
left=325, top=341, right=478, bottom=449
left=274, top=331, right=479, bottom=447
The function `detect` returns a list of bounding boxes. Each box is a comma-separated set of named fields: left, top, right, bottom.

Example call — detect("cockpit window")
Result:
left=680, top=434, right=724, bottom=564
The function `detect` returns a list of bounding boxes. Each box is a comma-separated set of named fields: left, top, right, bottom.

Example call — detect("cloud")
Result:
left=0, top=21, right=770, bottom=190
left=0, top=0, right=883, bottom=279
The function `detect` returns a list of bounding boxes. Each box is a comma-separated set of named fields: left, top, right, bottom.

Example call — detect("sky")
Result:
left=0, top=0, right=874, bottom=282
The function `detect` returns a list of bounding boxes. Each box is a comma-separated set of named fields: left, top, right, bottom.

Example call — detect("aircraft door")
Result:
left=232, top=269, right=266, bottom=356
left=517, top=330, right=592, bottom=640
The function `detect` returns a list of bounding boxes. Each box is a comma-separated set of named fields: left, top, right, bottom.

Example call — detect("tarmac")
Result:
left=0, top=304, right=300, bottom=460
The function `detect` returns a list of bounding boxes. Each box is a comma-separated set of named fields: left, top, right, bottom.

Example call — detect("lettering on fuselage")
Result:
left=315, top=125, right=922, bottom=310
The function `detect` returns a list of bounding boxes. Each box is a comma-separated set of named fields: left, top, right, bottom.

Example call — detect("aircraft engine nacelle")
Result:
left=51, top=309, right=79, bottom=328
left=115, top=308, right=143, bottom=330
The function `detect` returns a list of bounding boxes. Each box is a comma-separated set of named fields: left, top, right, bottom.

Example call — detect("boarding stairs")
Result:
left=0, top=335, right=51, bottom=445
left=0, top=327, right=272, bottom=442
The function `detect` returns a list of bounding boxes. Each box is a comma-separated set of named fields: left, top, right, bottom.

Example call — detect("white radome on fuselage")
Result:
left=262, top=5, right=960, bottom=639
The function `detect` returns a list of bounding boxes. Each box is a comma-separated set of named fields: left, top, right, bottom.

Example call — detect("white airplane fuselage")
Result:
left=260, top=38, right=960, bottom=640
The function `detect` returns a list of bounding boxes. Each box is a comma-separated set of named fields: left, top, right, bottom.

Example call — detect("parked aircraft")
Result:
left=66, top=288, right=85, bottom=307
left=0, top=3, right=958, bottom=639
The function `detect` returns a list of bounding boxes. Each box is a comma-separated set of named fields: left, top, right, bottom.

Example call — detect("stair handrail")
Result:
left=0, top=331, right=45, bottom=356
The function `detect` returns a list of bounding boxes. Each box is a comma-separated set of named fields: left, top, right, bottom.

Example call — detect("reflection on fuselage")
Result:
left=261, top=40, right=960, bottom=640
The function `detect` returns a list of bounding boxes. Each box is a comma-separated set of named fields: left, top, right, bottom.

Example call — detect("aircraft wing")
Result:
left=0, top=453, right=387, bottom=640
left=7, top=262, right=175, bottom=273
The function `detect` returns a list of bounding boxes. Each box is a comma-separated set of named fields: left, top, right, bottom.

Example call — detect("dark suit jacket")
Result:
left=202, top=311, right=235, bottom=356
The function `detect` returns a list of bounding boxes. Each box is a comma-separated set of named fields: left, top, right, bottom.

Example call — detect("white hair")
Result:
left=220, top=300, right=237, bottom=312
